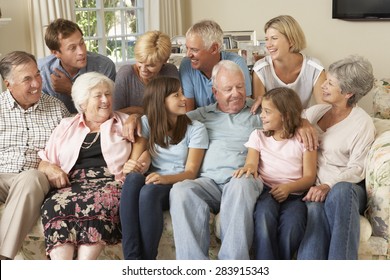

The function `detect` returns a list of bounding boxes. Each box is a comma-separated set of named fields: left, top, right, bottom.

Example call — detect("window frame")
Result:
left=74, top=0, right=145, bottom=66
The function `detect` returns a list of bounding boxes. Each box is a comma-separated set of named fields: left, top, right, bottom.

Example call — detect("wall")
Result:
left=184, top=0, right=390, bottom=113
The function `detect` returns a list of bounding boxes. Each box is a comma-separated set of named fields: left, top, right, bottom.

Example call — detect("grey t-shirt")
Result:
left=113, top=63, right=179, bottom=110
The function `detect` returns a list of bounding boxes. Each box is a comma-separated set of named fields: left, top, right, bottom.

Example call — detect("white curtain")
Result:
left=28, top=0, right=75, bottom=59
left=144, top=0, right=183, bottom=37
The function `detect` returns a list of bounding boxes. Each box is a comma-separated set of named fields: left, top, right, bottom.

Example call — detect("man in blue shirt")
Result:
left=180, top=20, right=252, bottom=111
left=170, top=60, right=262, bottom=259
left=38, top=18, right=116, bottom=113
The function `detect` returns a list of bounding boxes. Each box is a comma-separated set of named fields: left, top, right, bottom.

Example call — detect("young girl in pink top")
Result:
left=233, top=87, right=317, bottom=259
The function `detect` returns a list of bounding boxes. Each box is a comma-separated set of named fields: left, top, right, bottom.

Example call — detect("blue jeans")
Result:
left=254, top=186, right=306, bottom=259
left=119, top=172, right=172, bottom=260
left=297, top=181, right=366, bottom=260
left=169, top=176, right=263, bottom=259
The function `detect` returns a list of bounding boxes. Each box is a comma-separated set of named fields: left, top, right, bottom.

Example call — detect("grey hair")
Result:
left=0, top=51, right=37, bottom=82
left=211, top=60, right=244, bottom=89
left=328, top=55, right=374, bottom=106
left=186, top=20, right=224, bottom=52
left=71, top=72, right=114, bottom=114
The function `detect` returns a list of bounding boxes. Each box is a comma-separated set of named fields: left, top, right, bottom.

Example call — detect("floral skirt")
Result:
left=41, top=167, right=122, bottom=255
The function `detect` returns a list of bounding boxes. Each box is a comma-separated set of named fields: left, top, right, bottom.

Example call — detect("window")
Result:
left=74, top=0, right=145, bottom=65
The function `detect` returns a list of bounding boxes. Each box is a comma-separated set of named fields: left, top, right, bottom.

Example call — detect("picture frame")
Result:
left=223, top=30, right=256, bottom=49
left=223, top=36, right=232, bottom=50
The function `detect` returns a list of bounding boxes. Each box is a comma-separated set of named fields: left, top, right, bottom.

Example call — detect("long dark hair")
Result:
left=143, top=76, right=192, bottom=155
left=262, top=87, right=302, bottom=139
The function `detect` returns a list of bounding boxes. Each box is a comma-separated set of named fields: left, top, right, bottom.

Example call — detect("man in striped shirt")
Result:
left=0, top=51, right=70, bottom=260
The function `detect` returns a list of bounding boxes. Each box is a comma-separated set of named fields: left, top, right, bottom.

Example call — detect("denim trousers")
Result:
left=169, top=176, right=263, bottom=259
left=253, top=186, right=307, bottom=260
left=297, top=181, right=366, bottom=260
left=119, top=172, right=172, bottom=260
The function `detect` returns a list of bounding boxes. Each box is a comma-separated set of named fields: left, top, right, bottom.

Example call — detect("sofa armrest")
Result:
left=365, top=120, right=390, bottom=241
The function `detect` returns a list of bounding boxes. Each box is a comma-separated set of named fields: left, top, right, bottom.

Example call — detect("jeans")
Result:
left=169, top=176, right=263, bottom=259
left=119, top=172, right=172, bottom=260
left=254, top=186, right=307, bottom=259
left=297, top=181, right=366, bottom=260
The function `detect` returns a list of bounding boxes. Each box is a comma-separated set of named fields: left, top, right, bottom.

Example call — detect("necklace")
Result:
left=81, top=132, right=100, bottom=149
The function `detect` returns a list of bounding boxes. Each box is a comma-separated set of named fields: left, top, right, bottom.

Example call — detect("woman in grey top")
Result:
left=114, top=31, right=179, bottom=114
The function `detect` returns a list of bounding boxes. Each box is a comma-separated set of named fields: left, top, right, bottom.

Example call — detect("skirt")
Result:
left=41, top=167, right=122, bottom=255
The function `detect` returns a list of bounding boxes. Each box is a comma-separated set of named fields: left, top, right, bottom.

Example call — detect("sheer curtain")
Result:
left=144, top=0, right=183, bottom=37
left=28, top=0, right=75, bottom=59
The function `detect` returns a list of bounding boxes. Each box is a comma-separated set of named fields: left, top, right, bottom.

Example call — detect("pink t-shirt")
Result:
left=245, top=129, right=306, bottom=188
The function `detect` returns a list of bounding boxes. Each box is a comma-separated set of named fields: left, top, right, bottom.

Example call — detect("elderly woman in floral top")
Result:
left=38, top=72, right=146, bottom=260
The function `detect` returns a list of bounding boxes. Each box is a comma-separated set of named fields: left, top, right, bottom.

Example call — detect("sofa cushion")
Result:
left=373, top=79, right=390, bottom=119
left=365, top=128, right=390, bottom=241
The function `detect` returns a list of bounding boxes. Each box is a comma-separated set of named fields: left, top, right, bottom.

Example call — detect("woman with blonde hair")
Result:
left=251, top=15, right=326, bottom=112
left=114, top=30, right=179, bottom=114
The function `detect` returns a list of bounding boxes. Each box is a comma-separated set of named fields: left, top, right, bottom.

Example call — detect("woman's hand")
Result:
left=232, top=166, right=257, bottom=178
left=123, top=159, right=147, bottom=174
left=269, top=184, right=290, bottom=203
left=302, top=184, right=330, bottom=202
left=145, top=172, right=168, bottom=185
left=297, top=119, right=319, bottom=151
left=41, top=162, right=70, bottom=189
left=250, top=96, right=262, bottom=115
left=122, top=114, right=142, bottom=143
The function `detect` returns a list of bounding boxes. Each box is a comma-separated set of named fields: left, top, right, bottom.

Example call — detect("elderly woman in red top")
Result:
left=38, top=72, right=145, bottom=260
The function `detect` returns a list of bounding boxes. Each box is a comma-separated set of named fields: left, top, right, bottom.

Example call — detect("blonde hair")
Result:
left=264, top=15, right=306, bottom=53
left=134, top=31, right=171, bottom=64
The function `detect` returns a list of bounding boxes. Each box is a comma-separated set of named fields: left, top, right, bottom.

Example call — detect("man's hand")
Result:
left=123, top=114, right=142, bottom=142
left=50, top=68, right=72, bottom=95
left=297, top=119, right=319, bottom=151
left=302, top=184, right=330, bottom=202
left=250, top=96, right=262, bottom=115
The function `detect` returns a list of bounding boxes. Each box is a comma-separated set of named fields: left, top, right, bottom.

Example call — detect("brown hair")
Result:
left=143, top=77, right=192, bottom=155
left=45, top=18, right=83, bottom=51
left=262, top=87, right=302, bottom=139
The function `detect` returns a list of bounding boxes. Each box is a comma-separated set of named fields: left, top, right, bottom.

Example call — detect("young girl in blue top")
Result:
left=119, top=77, right=208, bottom=259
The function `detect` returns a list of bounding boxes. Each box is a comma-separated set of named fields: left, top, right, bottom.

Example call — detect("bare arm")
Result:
left=251, top=72, right=266, bottom=114
left=296, top=119, right=319, bottom=151
left=123, top=137, right=149, bottom=174
left=118, top=106, right=144, bottom=115
left=186, top=98, right=195, bottom=112
left=232, top=148, right=260, bottom=178
left=270, top=149, right=317, bottom=202
left=38, top=160, right=70, bottom=189
left=312, top=70, right=326, bottom=104
left=122, top=114, right=142, bottom=143
left=145, top=148, right=205, bottom=185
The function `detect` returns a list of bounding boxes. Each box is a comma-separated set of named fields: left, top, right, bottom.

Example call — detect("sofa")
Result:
left=1, top=80, right=389, bottom=260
